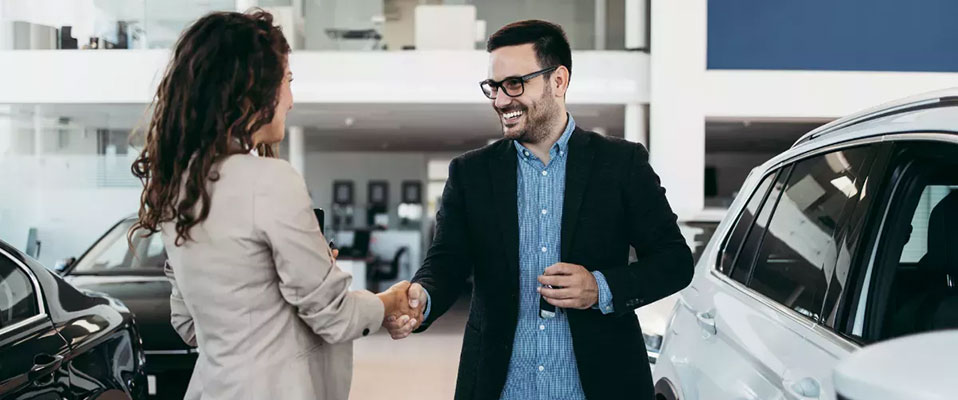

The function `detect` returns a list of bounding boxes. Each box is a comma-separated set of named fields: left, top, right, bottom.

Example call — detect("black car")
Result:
left=0, top=239, right=146, bottom=399
left=56, top=218, right=195, bottom=400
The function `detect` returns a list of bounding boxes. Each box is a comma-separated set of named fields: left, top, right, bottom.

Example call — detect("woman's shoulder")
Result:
left=219, top=155, right=304, bottom=194
left=220, top=154, right=297, bottom=176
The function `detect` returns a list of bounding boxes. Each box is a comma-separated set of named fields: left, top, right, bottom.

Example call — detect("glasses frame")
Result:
left=479, top=66, right=559, bottom=100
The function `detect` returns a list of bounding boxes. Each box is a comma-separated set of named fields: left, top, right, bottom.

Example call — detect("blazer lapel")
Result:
left=488, top=141, right=521, bottom=292
left=561, top=129, right=595, bottom=261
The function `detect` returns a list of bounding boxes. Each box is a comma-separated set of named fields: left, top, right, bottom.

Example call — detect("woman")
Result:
left=129, top=10, right=417, bottom=400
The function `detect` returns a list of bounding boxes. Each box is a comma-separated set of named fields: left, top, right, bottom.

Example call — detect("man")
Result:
left=386, top=20, right=693, bottom=400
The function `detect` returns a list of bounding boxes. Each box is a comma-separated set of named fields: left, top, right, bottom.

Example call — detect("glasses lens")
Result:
left=480, top=81, right=497, bottom=99
left=502, top=78, right=524, bottom=97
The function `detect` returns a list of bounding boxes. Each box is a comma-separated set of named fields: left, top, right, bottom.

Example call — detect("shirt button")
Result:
left=541, top=209, right=548, bottom=215
left=538, top=366, right=545, bottom=372
left=541, top=247, right=547, bottom=252
left=559, top=150, right=564, bottom=156
left=523, top=151, right=530, bottom=157
left=539, top=324, right=545, bottom=331
left=541, top=170, right=548, bottom=176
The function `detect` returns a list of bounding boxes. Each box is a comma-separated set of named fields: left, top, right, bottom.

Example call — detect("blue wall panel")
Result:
left=708, top=0, right=958, bottom=72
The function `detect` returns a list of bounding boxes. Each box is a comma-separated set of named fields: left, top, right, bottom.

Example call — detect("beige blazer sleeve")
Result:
left=164, top=260, right=198, bottom=347
left=254, top=162, right=384, bottom=344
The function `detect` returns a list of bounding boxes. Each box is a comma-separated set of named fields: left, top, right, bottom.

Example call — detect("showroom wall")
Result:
left=708, top=0, right=958, bottom=72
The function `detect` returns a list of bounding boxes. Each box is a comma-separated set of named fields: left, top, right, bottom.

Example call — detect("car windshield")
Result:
left=71, top=220, right=166, bottom=275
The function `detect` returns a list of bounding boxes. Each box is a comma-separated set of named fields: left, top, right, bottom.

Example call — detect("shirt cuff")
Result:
left=422, top=287, right=432, bottom=321
left=591, top=271, right=615, bottom=315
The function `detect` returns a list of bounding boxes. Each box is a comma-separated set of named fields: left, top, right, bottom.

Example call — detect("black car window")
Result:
left=71, top=220, right=167, bottom=275
left=854, top=140, right=958, bottom=342
left=718, top=172, right=776, bottom=276
left=730, top=169, right=791, bottom=284
left=0, top=254, right=40, bottom=330
left=747, top=147, right=875, bottom=322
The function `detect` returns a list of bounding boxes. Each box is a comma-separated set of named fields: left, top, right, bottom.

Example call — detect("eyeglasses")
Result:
left=479, top=66, right=558, bottom=100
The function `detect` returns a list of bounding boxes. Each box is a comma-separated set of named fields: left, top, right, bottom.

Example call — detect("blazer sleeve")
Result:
left=598, top=143, right=694, bottom=316
left=254, top=161, right=384, bottom=343
left=411, top=157, right=474, bottom=331
left=164, top=260, right=197, bottom=347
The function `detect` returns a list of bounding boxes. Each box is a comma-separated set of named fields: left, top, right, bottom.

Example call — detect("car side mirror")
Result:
left=833, top=331, right=956, bottom=400
left=53, top=257, right=76, bottom=274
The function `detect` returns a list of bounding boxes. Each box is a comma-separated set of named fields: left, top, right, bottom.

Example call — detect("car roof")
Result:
left=792, top=87, right=958, bottom=148
left=753, top=88, right=958, bottom=175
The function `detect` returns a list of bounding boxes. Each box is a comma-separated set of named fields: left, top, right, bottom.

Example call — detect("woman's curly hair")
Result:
left=130, top=10, right=290, bottom=246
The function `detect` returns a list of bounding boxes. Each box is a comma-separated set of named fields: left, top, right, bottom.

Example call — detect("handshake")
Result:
left=375, top=281, right=428, bottom=340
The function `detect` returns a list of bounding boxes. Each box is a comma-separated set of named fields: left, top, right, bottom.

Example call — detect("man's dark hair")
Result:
left=487, top=20, right=572, bottom=78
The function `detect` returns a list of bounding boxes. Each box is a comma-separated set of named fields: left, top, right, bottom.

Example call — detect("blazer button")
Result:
left=362, top=328, right=370, bottom=336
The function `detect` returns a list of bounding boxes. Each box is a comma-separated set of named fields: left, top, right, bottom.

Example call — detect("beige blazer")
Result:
left=160, top=154, right=384, bottom=400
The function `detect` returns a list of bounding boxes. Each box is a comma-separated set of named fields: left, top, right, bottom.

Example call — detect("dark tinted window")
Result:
left=718, top=172, right=776, bottom=275
left=0, top=255, right=40, bottom=329
left=749, top=147, right=873, bottom=321
left=731, top=170, right=791, bottom=284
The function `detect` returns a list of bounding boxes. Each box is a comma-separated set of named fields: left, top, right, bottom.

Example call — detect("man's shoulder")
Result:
left=452, top=138, right=511, bottom=165
left=572, top=128, right=645, bottom=159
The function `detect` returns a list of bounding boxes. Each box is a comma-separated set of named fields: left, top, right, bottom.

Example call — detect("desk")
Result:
left=336, top=259, right=367, bottom=292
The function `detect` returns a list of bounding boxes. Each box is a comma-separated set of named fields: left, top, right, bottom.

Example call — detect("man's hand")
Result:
left=537, top=263, right=598, bottom=310
left=383, top=282, right=427, bottom=340
left=376, top=281, right=419, bottom=335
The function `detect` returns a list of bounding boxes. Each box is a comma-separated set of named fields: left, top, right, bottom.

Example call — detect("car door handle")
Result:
left=695, top=310, right=717, bottom=335
left=783, top=377, right=821, bottom=400
left=28, top=354, right=63, bottom=382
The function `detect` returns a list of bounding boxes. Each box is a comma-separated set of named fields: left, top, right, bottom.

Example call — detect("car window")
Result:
left=748, top=147, right=875, bottom=322
left=730, top=169, right=790, bottom=284
left=71, top=220, right=167, bottom=274
left=718, top=172, right=776, bottom=276
left=858, top=140, right=958, bottom=341
left=899, top=185, right=957, bottom=263
left=0, top=254, right=40, bottom=330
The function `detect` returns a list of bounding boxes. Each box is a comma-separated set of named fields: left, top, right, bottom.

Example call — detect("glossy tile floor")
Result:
left=350, top=296, right=469, bottom=400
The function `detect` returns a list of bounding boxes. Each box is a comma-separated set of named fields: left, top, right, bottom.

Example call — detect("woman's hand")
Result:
left=376, top=281, right=420, bottom=339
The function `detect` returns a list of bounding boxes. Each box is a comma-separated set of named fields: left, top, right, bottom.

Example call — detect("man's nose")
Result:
left=494, top=92, right=513, bottom=109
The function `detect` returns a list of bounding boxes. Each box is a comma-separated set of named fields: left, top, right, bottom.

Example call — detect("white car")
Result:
left=833, top=330, right=958, bottom=400
left=639, top=209, right=726, bottom=364
left=653, top=89, right=958, bottom=400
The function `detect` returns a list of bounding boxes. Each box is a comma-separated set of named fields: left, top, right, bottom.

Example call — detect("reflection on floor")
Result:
left=350, top=295, right=470, bottom=400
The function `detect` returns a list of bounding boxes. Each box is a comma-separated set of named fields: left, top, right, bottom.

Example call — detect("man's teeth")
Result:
left=504, top=110, right=523, bottom=119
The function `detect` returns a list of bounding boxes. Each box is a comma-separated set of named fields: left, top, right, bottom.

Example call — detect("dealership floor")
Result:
left=350, top=296, right=469, bottom=400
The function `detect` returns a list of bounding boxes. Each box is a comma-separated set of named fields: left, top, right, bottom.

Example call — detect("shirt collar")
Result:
left=514, top=113, right=576, bottom=159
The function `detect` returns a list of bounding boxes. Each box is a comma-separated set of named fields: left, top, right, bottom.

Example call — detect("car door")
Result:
left=663, top=143, right=886, bottom=400
left=0, top=248, right=73, bottom=400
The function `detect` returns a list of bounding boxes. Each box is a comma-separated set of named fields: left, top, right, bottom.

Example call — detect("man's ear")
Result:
left=552, top=66, right=570, bottom=98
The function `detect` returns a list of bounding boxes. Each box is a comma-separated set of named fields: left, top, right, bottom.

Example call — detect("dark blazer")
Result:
left=412, top=128, right=694, bottom=400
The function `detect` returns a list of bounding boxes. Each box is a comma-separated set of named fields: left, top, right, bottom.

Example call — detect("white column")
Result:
left=624, top=103, right=647, bottom=146
left=625, top=0, right=648, bottom=50
left=649, top=0, right=706, bottom=218
left=594, top=0, right=607, bottom=50
left=288, top=126, right=305, bottom=176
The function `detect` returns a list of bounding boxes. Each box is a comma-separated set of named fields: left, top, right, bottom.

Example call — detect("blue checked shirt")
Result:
left=422, top=114, right=615, bottom=400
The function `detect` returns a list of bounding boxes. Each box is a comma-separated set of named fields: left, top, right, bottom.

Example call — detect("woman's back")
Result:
left=161, top=155, right=383, bottom=400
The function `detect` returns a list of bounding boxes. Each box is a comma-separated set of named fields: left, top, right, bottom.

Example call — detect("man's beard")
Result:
left=501, top=87, right=559, bottom=145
